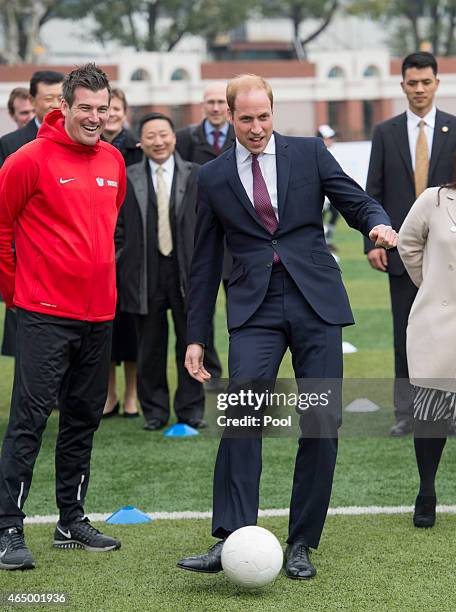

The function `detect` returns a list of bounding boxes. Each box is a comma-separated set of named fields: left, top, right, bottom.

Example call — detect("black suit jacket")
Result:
left=115, top=152, right=199, bottom=315
left=175, top=120, right=236, bottom=166
left=187, top=133, right=391, bottom=345
left=0, top=119, right=38, bottom=166
left=365, top=109, right=456, bottom=275
left=176, top=120, right=236, bottom=280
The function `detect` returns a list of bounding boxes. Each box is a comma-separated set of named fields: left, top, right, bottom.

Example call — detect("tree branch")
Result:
left=301, top=0, right=339, bottom=46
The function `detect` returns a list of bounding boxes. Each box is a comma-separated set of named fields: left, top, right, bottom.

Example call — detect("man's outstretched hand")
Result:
left=185, top=343, right=212, bottom=383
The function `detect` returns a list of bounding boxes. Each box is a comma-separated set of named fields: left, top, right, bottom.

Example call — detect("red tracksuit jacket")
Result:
left=0, top=109, right=126, bottom=321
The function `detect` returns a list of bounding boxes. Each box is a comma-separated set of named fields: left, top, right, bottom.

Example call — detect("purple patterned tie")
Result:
left=252, top=153, right=280, bottom=263
left=213, top=130, right=221, bottom=154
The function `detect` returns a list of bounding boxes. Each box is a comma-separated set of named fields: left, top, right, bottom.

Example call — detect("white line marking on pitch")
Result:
left=24, top=505, right=456, bottom=525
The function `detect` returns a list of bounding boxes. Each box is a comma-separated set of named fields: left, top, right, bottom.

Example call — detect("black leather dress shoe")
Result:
left=102, top=401, right=120, bottom=419
left=143, top=418, right=166, bottom=431
left=413, top=494, right=436, bottom=528
left=284, top=542, right=316, bottom=579
left=177, top=540, right=224, bottom=573
left=181, top=418, right=208, bottom=430
left=123, top=411, right=140, bottom=419
left=390, top=419, right=413, bottom=437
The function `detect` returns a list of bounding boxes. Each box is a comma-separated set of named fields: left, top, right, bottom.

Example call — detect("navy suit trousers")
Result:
left=212, top=266, right=342, bottom=548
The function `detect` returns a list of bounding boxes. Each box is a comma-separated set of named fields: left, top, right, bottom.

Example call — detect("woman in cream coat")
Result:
left=398, top=184, right=456, bottom=529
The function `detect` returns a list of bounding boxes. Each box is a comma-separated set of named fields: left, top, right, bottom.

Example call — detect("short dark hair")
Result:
left=111, top=88, right=128, bottom=112
left=62, top=63, right=111, bottom=107
left=29, top=70, right=65, bottom=98
left=402, top=52, right=438, bottom=78
left=7, top=87, right=29, bottom=115
left=139, top=112, right=175, bottom=134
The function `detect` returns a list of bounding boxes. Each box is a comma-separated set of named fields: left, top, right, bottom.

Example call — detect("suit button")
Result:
left=266, top=263, right=272, bottom=268
left=442, top=300, right=448, bottom=306
left=272, top=239, right=277, bottom=244
left=449, top=264, right=454, bottom=271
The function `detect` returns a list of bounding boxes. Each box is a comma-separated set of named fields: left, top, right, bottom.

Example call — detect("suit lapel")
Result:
left=429, top=110, right=452, bottom=183
left=198, top=121, right=236, bottom=156
left=28, top=120, right=38, bottom=139
left=174, top=153, right=190, bottom=220
left=195, top=122, right=218, bottom=157
left=274, top=133, right=290, bottom=225
left=223, top=146, right=266, bottom=230
left=127, top=161, right=150, bottom=229
left=391, top=113, right=414, bottom=183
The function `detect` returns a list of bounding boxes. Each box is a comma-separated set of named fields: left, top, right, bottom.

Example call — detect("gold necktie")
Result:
left=414, top=119, right=429, bottom=198
left=156, top=166, right=173, bottom=256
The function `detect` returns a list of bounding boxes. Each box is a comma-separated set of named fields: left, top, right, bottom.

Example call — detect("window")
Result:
left=328, top=66, right=345, bottom=78
left=170, top=68, right=190, bottom=81
left=363, top=65, right=380, bottom=78
left=130, top=68, right=151, bottom=82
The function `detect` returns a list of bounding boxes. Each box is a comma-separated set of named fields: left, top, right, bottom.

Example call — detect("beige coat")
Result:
left=398, top=186, right=456, bottom=392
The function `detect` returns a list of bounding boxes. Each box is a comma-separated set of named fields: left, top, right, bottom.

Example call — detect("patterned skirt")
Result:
left=413, top=386, right=456, bottom=421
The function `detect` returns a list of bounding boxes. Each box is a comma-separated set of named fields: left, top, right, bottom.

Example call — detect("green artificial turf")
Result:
left=0, top=219, right=454, bottom=611
left=0, top=515, right=455, bottom=612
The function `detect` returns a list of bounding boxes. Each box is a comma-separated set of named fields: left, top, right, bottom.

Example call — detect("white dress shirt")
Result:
left=148, top=155, right=175, bottom=195
left=235, top=134, right=278, bottom=220
left=406, top=106, right=435, bottom=170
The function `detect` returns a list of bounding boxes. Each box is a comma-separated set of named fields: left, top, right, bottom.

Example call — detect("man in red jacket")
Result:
left=0, top=63, right=126, bottom=570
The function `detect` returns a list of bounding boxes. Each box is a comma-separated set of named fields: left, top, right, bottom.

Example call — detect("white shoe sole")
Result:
left=53, top=539, right=120, bottom=552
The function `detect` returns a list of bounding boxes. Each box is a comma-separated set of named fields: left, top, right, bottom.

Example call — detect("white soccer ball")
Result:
left=221, top=526, right=283, bottom=588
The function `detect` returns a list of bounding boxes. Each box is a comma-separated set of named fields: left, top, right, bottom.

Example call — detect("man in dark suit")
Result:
left=116, top=113, right=205, bottom=431
left=176, top=82, right=236, bottom=392
left=0, top=70, right=64, bottom=165
left=177, top=75, right=397, bottom=579
left=176, top=82, right=236, bottom=164
left=365, top=52, right=456, bottom=436
left=0, top=70, right=64, bottom=358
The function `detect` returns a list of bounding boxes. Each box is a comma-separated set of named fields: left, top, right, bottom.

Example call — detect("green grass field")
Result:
left=0, top=221, right=455, bottom=611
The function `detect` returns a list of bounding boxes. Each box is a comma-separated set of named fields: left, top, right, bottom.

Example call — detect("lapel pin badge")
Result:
left=442, top=126, right=449, bottom=133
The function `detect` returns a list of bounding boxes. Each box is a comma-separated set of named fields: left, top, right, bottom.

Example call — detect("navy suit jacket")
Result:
left=187, top=132, right=391, bottom=345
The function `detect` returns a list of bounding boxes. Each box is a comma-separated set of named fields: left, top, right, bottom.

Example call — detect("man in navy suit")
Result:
left=177, top=75, right=397, bottom=579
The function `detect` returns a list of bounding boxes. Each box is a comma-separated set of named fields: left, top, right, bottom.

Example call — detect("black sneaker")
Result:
left=53, top=517, right=121, bottom=552
left=0, top=527, right=35, bottom=570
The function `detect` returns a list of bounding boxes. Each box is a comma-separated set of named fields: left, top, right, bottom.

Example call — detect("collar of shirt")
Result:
left=148, top=155, right=175, bottom=194
left=34, top=117, right=42, bottom=129
left=406, top=105, right=436, bottom=129
left=204, top=119, right=229, bottom=140
left=234, top=134, right=278, bottom=219
left=148, top=154, right=175, bottom=177
left=235, top=133, right=276, bottom=166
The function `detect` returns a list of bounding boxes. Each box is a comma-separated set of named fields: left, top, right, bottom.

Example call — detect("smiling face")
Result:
left=32, top=81, right=63, bottom=123
left=140, top=118, right=176, bottom=164
left=229, top=88, right=273, bottom=154
left=401, top=66, right=439, bottom=117
left=104, top=95, right=127, bottom=140
left=61, top=87, right=110, bottom=146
